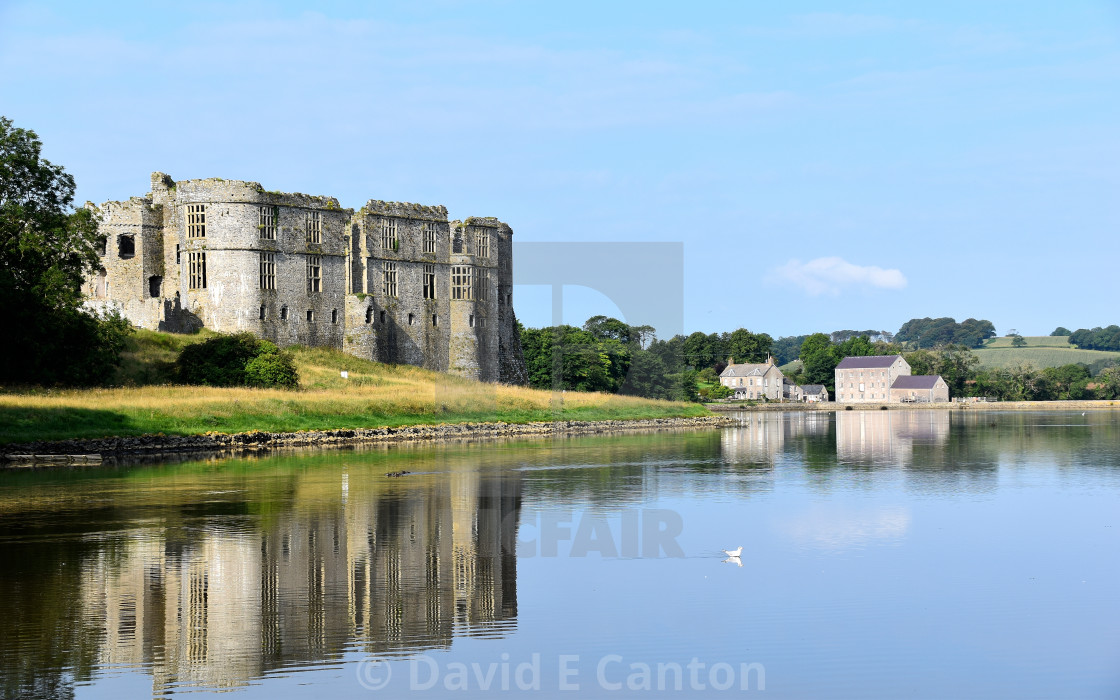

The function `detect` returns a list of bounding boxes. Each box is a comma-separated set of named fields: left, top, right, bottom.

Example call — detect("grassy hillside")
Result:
left=982, top=335, right=1072, bottom=349
left=0, top=331, right=709, bottom=444
left=973, top=336, right=1120, bottom=369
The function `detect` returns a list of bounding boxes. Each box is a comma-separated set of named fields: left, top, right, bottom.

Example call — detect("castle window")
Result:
left=259, top=252, right=276, bottom=290
left=148, top=275, right=162, bottom=298
left=379, top=310, right=386, bottom=323
left=259, top=304, right=266, bottom=320
left=478, top=229, right=490, bottom=258
left=423, top=222, right=437, bottom=254
left=188, top=251, right=207, bottom=289
left=186, top=204, right=206, bottom=238
left=381, top=219, right=398, bottom=250
left=305, top=211, right=321, bottom=244
left=331, top=309, right=338, bottom=323
left=469, top=314, right=475, bottom=328
left=259, top=206, right=278, bottom=240
left=176, top=244, right=181, bottom=265
left=307, top=309, right=315, bottom=322
left=479, top=317, right=486, bottom=328
left=307, top=254, right=321, bottom=293
left=365, top=307, right=373, bottom=324
left=118, top=235, right=135, bottom=259
left=423, top=264, right=436, bottom=299
left=281, top=305, right=288, bottom=320
left=382, top=261, right=397, bottom=297
left=97, top=236, right=107, bottom=256
left=451, top=265, right=473, bottom=300
left=452, top=230, right=463, bottom=254
left=475, top=268, right=488, bottom=301
left=432, top=314, right=437, bottom=326
left=507, top=293, right=512, bottom=306
left=408, top=313, right=414, bottom=326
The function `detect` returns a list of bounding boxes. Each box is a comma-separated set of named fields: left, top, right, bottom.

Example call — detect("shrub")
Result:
left=245, top=352, right=299, bottom=388
left=175, top=332, right=299, bottom=388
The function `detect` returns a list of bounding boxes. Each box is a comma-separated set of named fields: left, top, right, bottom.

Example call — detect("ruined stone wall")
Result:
left=86, top=173, right=526, bottom=384
left=447, top=218, right=502, bottom=382
left=353, top=201, right=451, bottom=371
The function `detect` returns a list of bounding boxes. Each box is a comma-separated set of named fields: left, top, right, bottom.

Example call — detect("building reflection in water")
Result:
left=835, top=410, right=950, bottom=467
left=721, top=411, right=832, bottom=465
left=76, top=468, right=520, bottom=692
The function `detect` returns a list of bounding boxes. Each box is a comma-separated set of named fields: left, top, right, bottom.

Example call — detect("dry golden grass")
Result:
left=0, top=340, right=707, bottom=442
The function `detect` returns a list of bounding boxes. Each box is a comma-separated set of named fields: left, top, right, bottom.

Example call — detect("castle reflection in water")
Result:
left=76, top=467, right=520, bottom=691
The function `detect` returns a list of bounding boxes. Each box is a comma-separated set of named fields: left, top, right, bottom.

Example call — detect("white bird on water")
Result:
left=723, top=546, right=743, bottom=557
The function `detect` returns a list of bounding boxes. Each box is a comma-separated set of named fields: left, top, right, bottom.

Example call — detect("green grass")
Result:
left=0, top=331, right=711, bottom=444
left=982, top=335, right=1073, bottom=349
left=972, top=346, right=1120, bottom=370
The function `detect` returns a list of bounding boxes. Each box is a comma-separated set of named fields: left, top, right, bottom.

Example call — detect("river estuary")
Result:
left=1, top=409, right=1117, bottom=698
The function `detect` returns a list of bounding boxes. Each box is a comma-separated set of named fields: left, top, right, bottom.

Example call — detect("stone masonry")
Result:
left=84, top=172, right=528, bottom=383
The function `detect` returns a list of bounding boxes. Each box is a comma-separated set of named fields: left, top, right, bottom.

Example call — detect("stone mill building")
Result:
left=84, top=172, right=528, bottom=383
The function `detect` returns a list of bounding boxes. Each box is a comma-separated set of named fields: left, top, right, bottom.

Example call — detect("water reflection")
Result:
left=836, top=410, right=950, bottom=467
left=0, top=412, right=1117, bottom=698
left=0, top=463, right=520, bottom=696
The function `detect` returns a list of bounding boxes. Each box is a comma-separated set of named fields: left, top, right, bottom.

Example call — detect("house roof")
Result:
left=891, top=374, right=943, bottom=390
left=801, top=384, right=827, bottom=395
left=835, top=355, right=904, bottom=370
left=720, top=362, right=779, bottom=378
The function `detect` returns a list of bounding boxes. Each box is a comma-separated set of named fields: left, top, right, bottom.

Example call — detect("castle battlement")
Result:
left=84, top=172, right=528, bottom=384
left=360, top=200, right=449, bottom=221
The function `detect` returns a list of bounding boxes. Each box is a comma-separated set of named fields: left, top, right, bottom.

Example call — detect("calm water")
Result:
left=1, top=410, right=1118, bottom=699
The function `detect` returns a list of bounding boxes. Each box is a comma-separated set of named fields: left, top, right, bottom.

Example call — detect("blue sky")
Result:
left=2, top=1, right=1118, bottom=338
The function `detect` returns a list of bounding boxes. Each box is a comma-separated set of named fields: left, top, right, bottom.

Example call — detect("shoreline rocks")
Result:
left=0, top=415, right=738, bottom=461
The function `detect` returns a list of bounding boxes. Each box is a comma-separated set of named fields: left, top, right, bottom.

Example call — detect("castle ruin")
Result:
left=85, top=173, right=528, bottom=383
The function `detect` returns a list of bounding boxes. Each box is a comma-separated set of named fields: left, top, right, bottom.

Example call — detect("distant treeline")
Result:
left=521, top=315, right=1120, bottom=403
left=1068, top=326, right=1120, bottom=352
left=895, top=317, right=996, bottom=349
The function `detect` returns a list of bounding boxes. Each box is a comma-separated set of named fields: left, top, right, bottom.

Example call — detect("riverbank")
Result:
left=0, top=344, right=714, bottom=444
left=707, top=400, right=1120, bottom=412
left=0, top=415, right=736, bottom=460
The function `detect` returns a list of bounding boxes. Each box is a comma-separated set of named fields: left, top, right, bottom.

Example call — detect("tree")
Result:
left=0, top=116, right=131, bottom=385
left=725, top=328, right=772, bottom=364
left=896, top=317, right=995, bottom=349
left=1051, top=327, right=1072, bottom=336
left=799, top=333, right=837, bottom=391
left=1011, top=334, right=1026, bottom=348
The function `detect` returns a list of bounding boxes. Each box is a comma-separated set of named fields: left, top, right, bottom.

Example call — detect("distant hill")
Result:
left=973, top=336, right=1120, bottom=370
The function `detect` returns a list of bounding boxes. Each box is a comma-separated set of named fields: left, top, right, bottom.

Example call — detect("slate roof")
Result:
left=891, top=375, right=943, bottom=390
left=720, top=362, right=779, bottom=378
left=835, top=355, right=904, bottom=370
left=801, top=384, right=827, bottom=395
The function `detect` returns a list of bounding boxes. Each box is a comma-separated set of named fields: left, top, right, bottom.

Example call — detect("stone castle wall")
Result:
left=85, top=172, right=527, bottom=383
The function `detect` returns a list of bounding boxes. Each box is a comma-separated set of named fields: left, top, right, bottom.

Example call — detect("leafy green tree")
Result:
left=1069, top=326, right=1120, bottom=352
left=904, top=349, right=937, bottom=376
left=0, top=116, right=132, bottom=385
left=771, top=334, right=807, bottom=365
left=799, top=333, right=837, bottom=390
left=1011, top=334, right=1026, bottom=347
left=725, top=328, right=772, bottom=364
left=1042, top=364, right=1090, bottom=400
left=1051, top=327, right=1072, bottom=336
left=1097, top=367, right=1120, bottom=399
left=896, top=317, right=995, bottom=349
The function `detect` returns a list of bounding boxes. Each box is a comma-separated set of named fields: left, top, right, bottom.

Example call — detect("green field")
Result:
left=982, top=335, right=1074, bottom=349
left=973, top=336, right=1120, bottom=369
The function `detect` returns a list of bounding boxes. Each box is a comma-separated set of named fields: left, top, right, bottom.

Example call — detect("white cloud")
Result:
left=767, top=256, right=907, bottom=296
